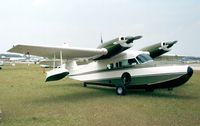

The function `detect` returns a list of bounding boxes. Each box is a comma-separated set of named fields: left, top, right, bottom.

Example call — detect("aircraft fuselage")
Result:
left=68, top=51, right=193, bottom=95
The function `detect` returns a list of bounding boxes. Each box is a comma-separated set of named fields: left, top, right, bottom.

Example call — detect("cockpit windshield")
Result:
left=136, top=54, right=153, bottom=64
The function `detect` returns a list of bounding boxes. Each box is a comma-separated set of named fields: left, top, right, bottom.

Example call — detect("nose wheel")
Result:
left=116, top=86, right=127, bottom=95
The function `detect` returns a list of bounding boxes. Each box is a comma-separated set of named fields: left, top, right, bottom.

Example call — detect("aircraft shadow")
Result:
left=128, top=90, right=198, bottom=100
left=32, top=84, right=198, bottom=104
left=31, top=83, right=114, bottom=104
left=89, top=86, right=198, bottom=100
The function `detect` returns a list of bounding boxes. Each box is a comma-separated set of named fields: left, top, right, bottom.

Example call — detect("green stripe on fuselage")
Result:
left=86, top=73, right=184, bottom=87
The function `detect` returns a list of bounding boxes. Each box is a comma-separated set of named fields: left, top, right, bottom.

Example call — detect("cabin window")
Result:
left=107, top=64, right=111, bottom=69
left=107, top=63, right=114, bottom=69
left=116, top=62, right=119, bottom=68
left=119, top=61, right=122, bottom=67
left=107, top=58, right=139, bottom=70
left=110, top=63, right=114, bottom=69
left=107, top=63, right=113, bottom=69
left=121, top=60, right=128, bottom=66
left=128, top=58, right=137, bottom=65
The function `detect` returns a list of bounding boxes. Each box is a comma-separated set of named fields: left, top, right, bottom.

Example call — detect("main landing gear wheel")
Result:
left=83, top=83, right=87, bottom=87
left=116, top=86, right=127, bottom=95
left=145, top=86, right=154, bottom=92
left=168, top=88, right=173, bottom=91
left=121, top=72, right=131, bottom=86
left=116, top=72, right=131, bottom=95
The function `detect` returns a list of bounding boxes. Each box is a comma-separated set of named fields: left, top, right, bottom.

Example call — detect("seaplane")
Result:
left=8, top=35, right=193, bottom=95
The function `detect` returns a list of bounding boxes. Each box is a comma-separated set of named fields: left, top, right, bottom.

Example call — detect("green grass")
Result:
left=0, top=64, right=200, bottom=126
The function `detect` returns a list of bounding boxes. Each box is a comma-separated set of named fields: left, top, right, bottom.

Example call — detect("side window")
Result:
left=107, top=63, right=114, bottom=69
left=121, top=60, right=128, bottom=67
left=116, top=62, right=119, bottom=68
left=128, top=58, right=137, bottom=65
left=119, top=62, right=122, bottom=68
left=107, top=64, right=111, bottom=69
left=110, top=63, right=114, bottom=69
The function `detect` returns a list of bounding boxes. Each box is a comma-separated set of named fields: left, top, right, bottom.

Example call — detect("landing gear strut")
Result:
left=168, top=88, right=173, bottom=91
left=145, top=85, right=154, bottom=92
left=116, top=72, right=131, bottom=95
left=83, top=83, right=87, bottom=87
left=145, top=87, right=154, bottom=92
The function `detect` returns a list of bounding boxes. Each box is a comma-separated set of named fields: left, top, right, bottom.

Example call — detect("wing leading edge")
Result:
left=8, top=44, right=108, bottom=59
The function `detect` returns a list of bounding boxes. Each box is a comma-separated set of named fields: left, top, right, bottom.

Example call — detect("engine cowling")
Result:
left=140, top=41, right=177, bottom=59
left=95, top=35, right=142, bottom=60
left=159, top=41, right=177, bottom=51
left=115, top=36, right=142, bottom=48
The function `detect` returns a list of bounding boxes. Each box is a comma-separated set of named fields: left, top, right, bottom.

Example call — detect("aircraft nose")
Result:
left=187, top=66, right=193, bottom=77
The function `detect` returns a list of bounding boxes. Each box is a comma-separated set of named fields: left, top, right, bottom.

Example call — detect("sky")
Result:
left=0, top=0, right=200, bottom=56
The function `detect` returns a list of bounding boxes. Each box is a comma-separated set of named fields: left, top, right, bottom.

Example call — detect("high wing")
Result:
left=8, top=35, right=142, bottom=60
left=8, top=44, right=108, bottom=59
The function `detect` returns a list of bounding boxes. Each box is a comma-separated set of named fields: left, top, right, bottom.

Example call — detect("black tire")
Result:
left=121, top=72, right=131, bottom=85
left=145, top=86, right=154, bottom=92
left=168, top=88, right=173, bottom=91
left=83, top=83, right=87, bottom=87
left=116, top=86, right=127, bottom=95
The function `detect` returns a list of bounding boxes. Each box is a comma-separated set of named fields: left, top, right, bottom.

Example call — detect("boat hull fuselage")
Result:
left=69, top=65, right=193, bottom=90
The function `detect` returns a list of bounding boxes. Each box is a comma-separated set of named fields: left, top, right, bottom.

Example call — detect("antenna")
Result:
left=53, top=53, right=56, bottom=69
left=60, top=50, right=63, bottom=65
left=100, top=33, right=103, bottom=44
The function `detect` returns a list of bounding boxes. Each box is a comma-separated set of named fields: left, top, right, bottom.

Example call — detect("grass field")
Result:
left=0, top=64, right=200, bottom=126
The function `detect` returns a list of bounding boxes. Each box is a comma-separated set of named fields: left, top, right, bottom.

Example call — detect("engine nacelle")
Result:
left=96, top=35, right=142, bottom=60
left=159, top=41, right=177, bottom=51
left=160, top=42, right=171, bottom=51
left=115, top=36, right=142, bottom=48
left=141, top=40, right=177, bottom=59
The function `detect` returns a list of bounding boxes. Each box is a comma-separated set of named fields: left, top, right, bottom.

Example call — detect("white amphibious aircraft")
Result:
left=8, top=36, right=193, bottom=95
